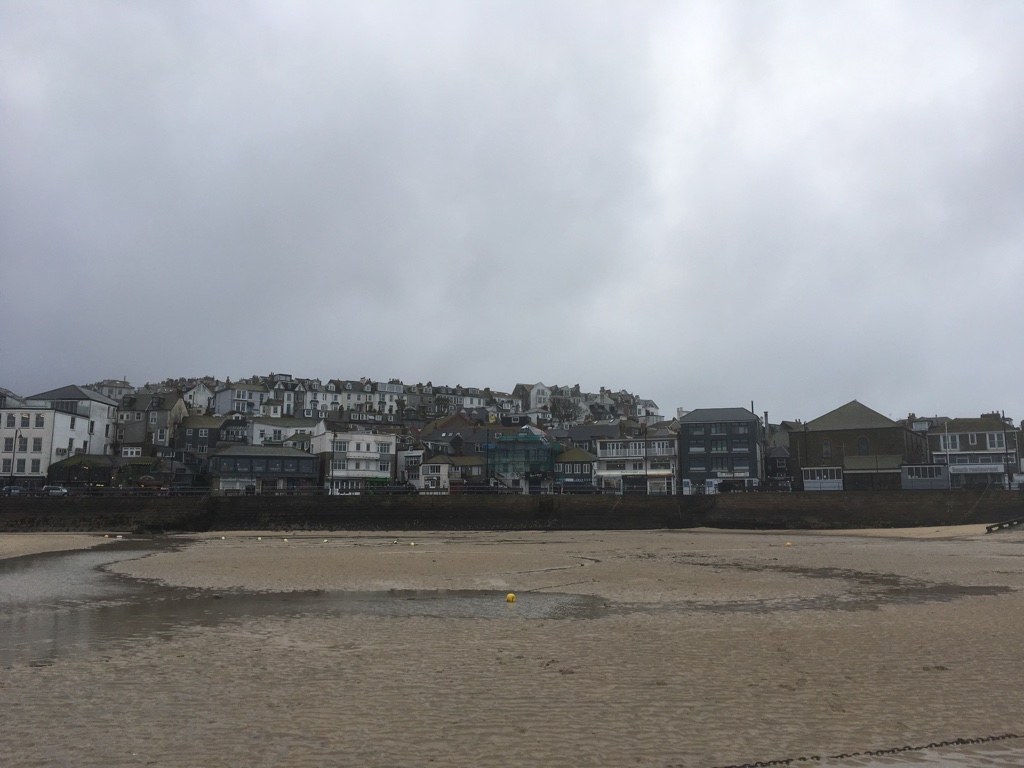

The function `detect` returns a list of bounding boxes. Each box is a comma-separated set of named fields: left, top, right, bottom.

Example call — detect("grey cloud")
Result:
left=2, top=1, right=1023, bottom=422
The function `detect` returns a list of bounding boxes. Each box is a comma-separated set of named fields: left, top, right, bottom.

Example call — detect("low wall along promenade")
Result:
left=0, top=490, right=1021, bottom=533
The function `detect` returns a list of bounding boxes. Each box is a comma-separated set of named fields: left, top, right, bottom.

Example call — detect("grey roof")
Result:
left=554, top=446, right=598, bottom=463
left=247, top=416, right=322, bottom=428
left=28, top=385, right=117, bottom=406
left=804, top=400, right=896, bottom=431
left=179, top=415, right=229, bottom=429
left=211, top=445, right=315, bottom=458
left=562, top=424, right=624, bottom=440
left=678, top=407, right=758, bottom=423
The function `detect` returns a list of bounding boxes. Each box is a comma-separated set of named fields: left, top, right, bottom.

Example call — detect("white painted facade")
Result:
left=312, top=429, right=397, bottom=493
left=1, top=407, right=93, bottom=487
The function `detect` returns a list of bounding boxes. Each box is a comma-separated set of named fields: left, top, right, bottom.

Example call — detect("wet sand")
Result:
left=2, top=527, right=1023, bottom=767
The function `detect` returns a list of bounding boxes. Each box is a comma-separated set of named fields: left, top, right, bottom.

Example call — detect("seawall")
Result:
left=0, top=490, right=1021, bottom=533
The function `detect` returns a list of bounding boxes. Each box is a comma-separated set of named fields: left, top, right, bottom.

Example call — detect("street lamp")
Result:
left=9, top=427, right=22, bottom=488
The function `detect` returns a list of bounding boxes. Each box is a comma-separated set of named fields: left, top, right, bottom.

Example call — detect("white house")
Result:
left=311, top=428, right=397, bottom=494
left=2, top=406, right=94, bottom=489
left=25, top=385, right=118, bottom=458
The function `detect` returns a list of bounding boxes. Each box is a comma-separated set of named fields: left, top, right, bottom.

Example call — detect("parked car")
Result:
left=1, top=485, right=22, bottom=496
left=41, top=485, right=69, bottom=497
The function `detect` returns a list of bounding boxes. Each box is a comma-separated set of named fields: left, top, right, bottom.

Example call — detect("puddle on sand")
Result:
left=0, top=539, right=611, bottom=668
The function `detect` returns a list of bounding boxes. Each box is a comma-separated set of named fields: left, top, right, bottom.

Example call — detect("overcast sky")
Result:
left=3, top=1, right=1023, bottom=423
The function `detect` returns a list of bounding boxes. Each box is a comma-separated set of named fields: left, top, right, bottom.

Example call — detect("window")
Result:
left=17, top=437, right=27, bottom=452
left=157, top=429, right=166, bottom=443
left=1, top=459, right=9, bottom=473
left=968, top=433, right=977, bottom=446
left=690, top=457, right=706, bottom=471
left=908, top=466, right=943, bottom=479
left=3, top=438, right=11, bottom=452
left=857, top=437, right=870, bottom=456
left=379, top=443, right=390, bottom=454
left=711, top=424, right=726, bottom=435
left=803, top=467, right=843, bottom=481
left=70, top=417, right=76, bottom=429
left=30, top=459, right=40, bottom=473
left=5, top=414, right=13, bottom=428
left=987, top=433, right=1005, bottom=450
left=379, top=462, right=389, bottom=472
left=122, top=447, right=142, bottom=457
left=185, top=443, right=193, bottom=452
left=733, top=457, right=749, bottom=471
left=688, top=440, right=705, bottom=453
left=135, top=412, right=142, bottom=421
left=710, top=440, right=728, bottom=453
left=149, top=412, right=157, bottom=425
left=16, top=459, right=25, bottom=473
left=690, top=426, right=704, bottom=436
left=34, top=414, right=44, bottom=428
left=32, top=438, right=42, bottom=453
left=711, top=457, right=729, bottom=471
left=199, top=429, right=208, bottom=438
left=186, top=429, right=194, bottom=436
left=733, top=424, right=749, bottom=434
left=822, top=440, right=832, bottom=460
left=20, top=414, right=29, bottom=428
left=938, top=434, right=959, bottom=451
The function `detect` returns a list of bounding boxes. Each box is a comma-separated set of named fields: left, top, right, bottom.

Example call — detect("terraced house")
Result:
left=927, top=413, right=1019, bottom=489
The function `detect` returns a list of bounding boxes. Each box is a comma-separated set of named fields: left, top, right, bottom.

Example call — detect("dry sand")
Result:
left=0, top=532, right=109, bottom=560
left=2, top=526, right=1024, bottom=767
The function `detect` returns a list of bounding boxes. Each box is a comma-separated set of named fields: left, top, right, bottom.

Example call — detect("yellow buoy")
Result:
left=506, top=593, right=516, bottom=603
left=785, top=542, right=792, bottom=547
left=257, top=537, right=262, bottom=541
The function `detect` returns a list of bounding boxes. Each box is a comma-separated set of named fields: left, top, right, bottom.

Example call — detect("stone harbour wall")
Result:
left=0, top=490, right=1020, bottom=533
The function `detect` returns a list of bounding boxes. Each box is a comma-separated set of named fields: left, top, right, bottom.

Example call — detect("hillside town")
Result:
left=1, top=374, right=1021, bottom=496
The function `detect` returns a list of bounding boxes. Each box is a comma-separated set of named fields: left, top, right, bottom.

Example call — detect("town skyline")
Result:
left=3, top=370, right=1019, bottom=429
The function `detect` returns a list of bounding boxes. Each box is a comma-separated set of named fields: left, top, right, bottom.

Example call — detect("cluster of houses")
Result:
left=1, top=373, right=1020, bottom=496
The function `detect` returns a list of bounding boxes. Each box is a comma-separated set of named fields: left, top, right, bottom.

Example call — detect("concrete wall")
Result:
left=0, top=490, right=1020, bottom=533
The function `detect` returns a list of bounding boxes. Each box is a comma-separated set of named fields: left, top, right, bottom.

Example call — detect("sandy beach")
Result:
left=2, top=526, right=1023, bottom=767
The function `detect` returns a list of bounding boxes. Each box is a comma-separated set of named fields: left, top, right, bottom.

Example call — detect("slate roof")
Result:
left=28, top=385, right=117, bottom=406
left=804, top=401, right=896, bottom=432
left=554, top=447, right=598, bottom=463
left=211, top=445, right=316, bottom=458
left=450, top=455, right=485, bottom=468
left=678, top=407, right=758, bottom=423
left=179, top=415, right=229, bottom=429
left=928, top=417, right=1012, bottom=434
left=247, top=416, right=322, bottom=429
left=558, top=424, right=624, bottom=441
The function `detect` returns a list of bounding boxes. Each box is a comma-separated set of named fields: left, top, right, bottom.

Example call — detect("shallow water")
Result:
left=0, top=538, right=609, bottom=668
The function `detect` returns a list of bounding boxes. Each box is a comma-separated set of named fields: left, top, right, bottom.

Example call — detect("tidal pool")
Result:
left=0, top=538, right=610, bottom=668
